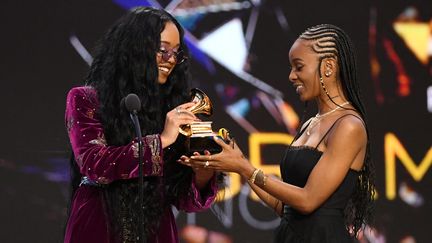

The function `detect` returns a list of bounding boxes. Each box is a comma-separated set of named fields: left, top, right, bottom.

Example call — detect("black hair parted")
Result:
left=299, top=24, right=376, bottom=237
left=68, top=7, right=195, bottom=242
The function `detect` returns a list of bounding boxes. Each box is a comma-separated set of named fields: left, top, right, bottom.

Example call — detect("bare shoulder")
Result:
left=330, top=113, right=367, bottom=144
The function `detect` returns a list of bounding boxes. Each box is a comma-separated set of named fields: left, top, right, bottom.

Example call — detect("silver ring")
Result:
left=204, top=161, right=209, bottom=168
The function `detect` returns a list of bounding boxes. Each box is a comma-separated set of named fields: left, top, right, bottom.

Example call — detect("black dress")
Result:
left=274, top=115, right=360, bottom=243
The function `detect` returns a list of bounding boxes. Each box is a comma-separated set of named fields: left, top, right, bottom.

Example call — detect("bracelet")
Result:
left=254, top=169, right=267, bottom=187
left=248, top=168, right=260, bottom=184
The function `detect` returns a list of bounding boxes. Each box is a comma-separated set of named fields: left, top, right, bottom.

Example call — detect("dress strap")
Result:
left=315, top=114, right=363, bottom=149
left=290, top=119, right=313, bottom=146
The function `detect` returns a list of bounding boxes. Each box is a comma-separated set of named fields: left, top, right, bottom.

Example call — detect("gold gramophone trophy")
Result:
left=179, top=88, right=230, bottom=154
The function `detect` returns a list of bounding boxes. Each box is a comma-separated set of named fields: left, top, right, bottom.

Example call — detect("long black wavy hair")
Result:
left=298, top=24, right=376, bottom=237
left=68, top=7, right=196, bottom=242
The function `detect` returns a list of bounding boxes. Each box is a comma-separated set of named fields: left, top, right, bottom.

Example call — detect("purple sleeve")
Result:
left=65, top=86, right=163, bottom=184
left=176, top=175, right=218, bottom=212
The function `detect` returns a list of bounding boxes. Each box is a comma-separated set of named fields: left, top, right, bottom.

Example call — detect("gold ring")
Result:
left=204, top=161, right=210, bottom=168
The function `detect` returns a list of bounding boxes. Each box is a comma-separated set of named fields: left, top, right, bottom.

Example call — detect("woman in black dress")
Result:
left=181, top=24, right=375, bottom=242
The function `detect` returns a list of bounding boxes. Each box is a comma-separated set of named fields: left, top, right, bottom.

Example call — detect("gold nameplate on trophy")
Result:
left=179, top=88, right=229, bottom=154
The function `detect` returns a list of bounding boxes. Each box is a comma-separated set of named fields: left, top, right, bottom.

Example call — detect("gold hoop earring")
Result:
left=320, top=77, right=330, bottom=96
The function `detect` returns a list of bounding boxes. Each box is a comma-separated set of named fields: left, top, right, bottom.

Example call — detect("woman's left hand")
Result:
left=178, top=150, right=215, bottom=189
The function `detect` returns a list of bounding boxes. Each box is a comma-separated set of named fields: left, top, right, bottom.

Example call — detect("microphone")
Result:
left=124, top=93, right=141, bottom=114
left=122, top=93, right=144, bottom=243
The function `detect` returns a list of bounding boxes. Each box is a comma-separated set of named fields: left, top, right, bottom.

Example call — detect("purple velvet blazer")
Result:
left=64, top=86, right=217, bottom=243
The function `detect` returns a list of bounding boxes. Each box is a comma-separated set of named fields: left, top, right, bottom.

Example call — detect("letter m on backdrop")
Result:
left=385, top=133, right=432, bottom=200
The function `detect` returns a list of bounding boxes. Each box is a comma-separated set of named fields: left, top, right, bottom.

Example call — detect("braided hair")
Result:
left=299, top=24, right=375, bottom=236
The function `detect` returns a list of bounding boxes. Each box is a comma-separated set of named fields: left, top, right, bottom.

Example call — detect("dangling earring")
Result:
left=320, top=77, right=330, bottom=96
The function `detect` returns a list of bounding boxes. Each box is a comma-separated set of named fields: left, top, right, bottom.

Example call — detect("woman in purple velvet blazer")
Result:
left=64, top=7, right=219, bottom=243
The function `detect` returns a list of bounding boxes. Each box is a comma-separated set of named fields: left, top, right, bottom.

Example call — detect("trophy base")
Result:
left=186, top=136, right=222, bottom=155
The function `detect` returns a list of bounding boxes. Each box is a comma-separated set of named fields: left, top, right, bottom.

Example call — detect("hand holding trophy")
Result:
left=179, top=88, right=230, bottom=155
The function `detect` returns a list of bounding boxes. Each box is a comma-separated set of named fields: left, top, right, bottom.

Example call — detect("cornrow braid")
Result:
left=299, top=24, right=376, bottom=237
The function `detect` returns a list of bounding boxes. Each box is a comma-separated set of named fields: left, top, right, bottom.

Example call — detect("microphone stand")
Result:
left=130, top=111, right=144, bottom=243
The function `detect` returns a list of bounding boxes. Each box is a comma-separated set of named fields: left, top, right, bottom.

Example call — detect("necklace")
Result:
left=306, top=101, right=350, bottom=136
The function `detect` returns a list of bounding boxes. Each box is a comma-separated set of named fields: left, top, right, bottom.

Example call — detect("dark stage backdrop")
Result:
left=0, top=1, right=431, bottom=242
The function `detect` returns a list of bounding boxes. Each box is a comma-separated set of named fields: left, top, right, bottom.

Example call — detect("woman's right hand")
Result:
left=184, top=137, right=255, bottom=178
left=160, top=102, right=198, bottom=148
